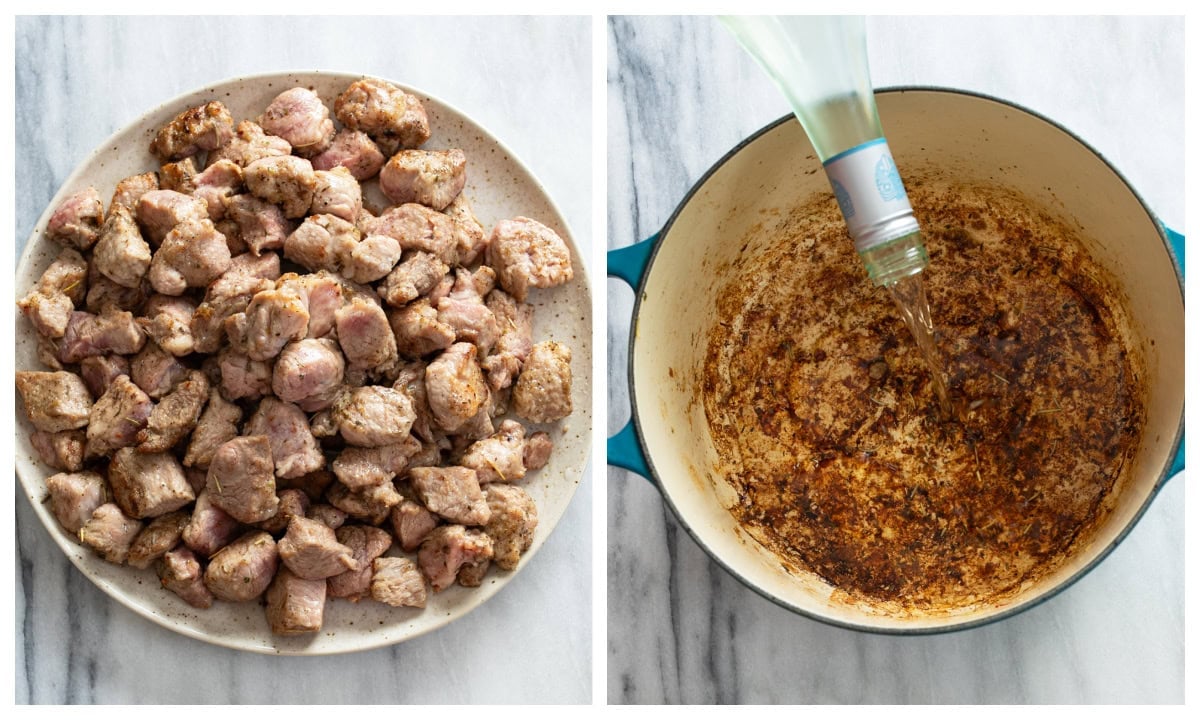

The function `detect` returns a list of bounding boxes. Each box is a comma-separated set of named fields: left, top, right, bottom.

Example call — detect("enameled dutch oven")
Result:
left=607, top=87, right=1184, bottom=634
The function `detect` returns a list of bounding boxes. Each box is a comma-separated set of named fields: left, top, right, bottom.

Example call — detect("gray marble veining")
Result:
left=607, top=15, right=1183, bottom=704
left=16, top=15, right=591, bottom=705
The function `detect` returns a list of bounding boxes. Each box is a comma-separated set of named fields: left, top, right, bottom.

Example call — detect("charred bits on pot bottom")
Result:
left=701, top=179, right=1145, bottom=613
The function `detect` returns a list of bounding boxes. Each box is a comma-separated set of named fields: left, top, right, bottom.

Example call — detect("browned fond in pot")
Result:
left=701, top=179, right=1144, bottom=614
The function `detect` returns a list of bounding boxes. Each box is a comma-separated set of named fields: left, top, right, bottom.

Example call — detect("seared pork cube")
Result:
left=274, top=467, right=336, bottom=502
left=310, top=167, right=362, bottom=222
left=130, top=341, right=189, bottom=399
left=332, top=437, right=422, bottom=490
left=93, top=204, right=151, bottom=289
left=138, top=295, right=197, bottom=357
left=424, top=342, right=488, bottom=433
left=108, top=447, right=195, bottom=519
left=150, top=100, right=235, bottom=161
left=79, top=503, right=143, bottom=564
left=335, top=296, right=397, bottom=371
left=307, top=503, right=348, bottom=530
left=276, top=271, right=342, bottom=338
left=149, top=218, right=232, bottom=296
left=437, top=268, right=500, bottom=353
left=327, top=525, right=393, bottom=600
left=484, top=484, right=538, bottom=570
left=524, top=431, right=553, bottom=470
left=409, top=466, right=490, bottom=526
left=192, top=159, right=244, bottom=221
left=265, top=567, right=326, bottom=635
left=158, top=546, right=215, bottom=608
left=31, top=429, right=86, bottom=472
left=391, top=499, right=438, bottom=552
left=486, top=217, right=574, bottom=302
left=58, top=308, right=146, bottom=364
left=417, top=525, right=493, bottom=593
left=190, top=253, right=279, bottom=353
left=366, top=203, right=458, bottom=265
left=207, top=120, right=292, bottom=168
left=331, top=385, right=415, bottom=447
left=277, top=516, right=358, bottom=580
left=380, top=252, right=449, bottom=308
left=283, top=214, right=359, bottom=274
left=216, top=348, right=273, bottom=401
left=137, top=371, right=210, bottom=453
left=206, top=436, right=279, bottom=524
left=203, top=531, right=279, bottom=602
left=344, top=234, right=402, bottom=284
left=228, top=286, right=310, bottom=361
left=45, top=471, right=107, bottom=535
left=18, top=248, right=88, bottom=338
left=443, top=193, right=488, bottom=265
left=392, top=361, right=438, bottom=443
left=273, top=338, right=344, bottom=411
left=245, top=397, right=325, bottom=479
left=335, top=78, right=430, bottom=151
left=326, top=480, right=402, bottom=525
left=182, top=489, right=241, bottom=558
left=226, top=193, right=291, bottom=255
left=85, top=274, right=147, bottom=315
left=459, top=419, right=528, bottom=484
left=380, top=149, right=466, bottom=211
left=457, top=556, right=490, bottom=587
left=481, top=289, right=534, bottom=391
left=47, top=187, right=104, bottom=250
left=370, top=557, right=427, bottom=608
left=86, top=375, right=153, bottom=456
left=16, top=371, right=91, bottom=433
left=244, top=155, right=317, bottom=218
left=79, top=355, right=130, bottom=399
left=259, top=87, right=335, bottom=158
left=136, top=189, right=209, bottom=246
left=390, top=299, right=456, bottom=359
left=311, top=129, right=385, bottom=180
left=110, top=172, right=159, bottom=211
left=35, top=335, right=65, bottom=371
left=127, top=510, right=190, bottom=570
left=513, top=341, right=573, bottom=423
left=158, top=158, right=199, bottom=194
left=257, top=487, right=310, bottom=535
left=183, top=388, right=242, bottom=469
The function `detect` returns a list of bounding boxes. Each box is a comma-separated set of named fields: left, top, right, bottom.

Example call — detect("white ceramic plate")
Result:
left=15, top=71, right=592, bottom=655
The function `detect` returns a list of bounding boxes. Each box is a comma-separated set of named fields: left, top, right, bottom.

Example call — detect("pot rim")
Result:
left=624, top=85, right=1184, bottom=635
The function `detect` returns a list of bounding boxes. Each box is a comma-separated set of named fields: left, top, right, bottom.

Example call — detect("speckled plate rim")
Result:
left=16, top=70, right=593, bottom=655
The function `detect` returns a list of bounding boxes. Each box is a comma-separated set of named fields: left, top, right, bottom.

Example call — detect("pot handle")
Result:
left=607, top=235, right=659, bottom=481
left=1162, top=224, right=1185, bottom=481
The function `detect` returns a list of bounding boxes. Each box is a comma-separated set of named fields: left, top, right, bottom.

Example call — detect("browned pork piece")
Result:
left=379, top=252, right=448, bottom=308
left=308, top=503, right=348, bottom=530
left=310, top=167, right=362, bottom=222
left=18, top=248, right=88, bottom=338
left=425, top=342, right=488, bottom=432
left=226, top=285, right=310, bottom=361
left=379, top=149, right=466, bottom=211
left=277, top=516, right=358, bottom=580
left=16, top=371, right=91, bottom=433
left=130, top=341, right=188, bottom=399
left=138, top=295, right=197, bottom=357
left=183, top=388, right=242, bottom=469
left=203, top=531, right=279, bottom=602
left=391, top=499, right=438, bottom=552
left=206, top=436, right=279, bottom=524
left=58, top=308, right=146, bottom=363
left=207, top=120, right=292, bottom=168
left=244, top=155, right=317, bottom=218
left=524, top=431, right=553, bottom=471
left=257, top=487, right=310, bottom=535
left=311, top=129, right=385, bottom=181
left=159, top=158, right=198, bottom=194
left=31, top=430, right=86, bottom=472
left=276, top=271, right=342, bottom=338
left=78, top=355, right=129, bottom=398
left=45, top=471, right=108, bottom=534
left=245, top=398, right=325, bottom=479
left=272, top=338, right=344, bottom=411
left=334, top=78, right=431, bottom=153
left=327, top=525, right=393, bottom=600
left=190, top=252, right=280, bottom=353
left=110, top=172, right=159, bottom=211
left=137, top=371, right=210, bottom=453
left=47, top=187, right=105, bottom=251
left=458, top=419, right=528, bottom=484
left=486, top=217, right=574, bottom=302
left=437, top=268, right=500, bottom=353
left=150, top=100, right=235, bottom=161
left=326, top=480, right=402, bottom=524
left=483, top=484, right=538, bottom=571
left=409, top=466, right=490, bottom=526
left=84, top=272, right=146, bottom=315
left=79, top=503, right=143, bottom=564
left=265, top=566, right=326, bottom=634
left=331, top=385, right=415, bottom=447
left=366, top=203, right=458, bottom=265
left=92, top=204, right=151, bottom=289
left=370, top=556, right=427, bottom=608
left=512, top=341, right=573, bottom=423
left=158, top=546, right=215, bottom=608
left=392, top=361, right=439, bottom=442
left=331, top=437, right=422, bottom=490
left=335, top=295, right=397, bottom=370
left=259, top=87, right=335, bottom=158
left=481, top=289, right=533, bottom=392
left=443, top=194, right=488, bottom=265
left=182, top=489, right=241, bottom=558
left=86, top=375, right=153, bottom=456
left=391, top=298, right=456, bottom=359
left=149, top=218, right=232, bottom=296
left=135, top=189, right=209, bottom=246
left=343, top=234, right=402, bottom=283
left=127, top=510, right=190, bottom=570
left=225, top=194, right=290, bottom=255
left=216, top=348, right=273, bottom=401
left=417, top=524, right=493, bottom=593
left=283, top=213, right=358, bottom=274
left=192, top=159, right=244, bottom=221
left=108, top=447, right=195, bottom=519
left=456, top=556, right=490, bottom=587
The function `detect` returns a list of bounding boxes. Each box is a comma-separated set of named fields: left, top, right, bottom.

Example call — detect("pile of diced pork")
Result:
left=17, top=78, right=575, bottom=636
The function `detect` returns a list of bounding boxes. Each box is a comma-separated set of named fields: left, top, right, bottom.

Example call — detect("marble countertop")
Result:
left=15, top=16, right=591, bottom=704
left=607, top=16, right=1183, bottom=704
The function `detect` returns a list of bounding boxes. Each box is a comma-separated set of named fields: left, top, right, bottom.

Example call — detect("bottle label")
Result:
left=823, top=138, right=918, bottom=252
